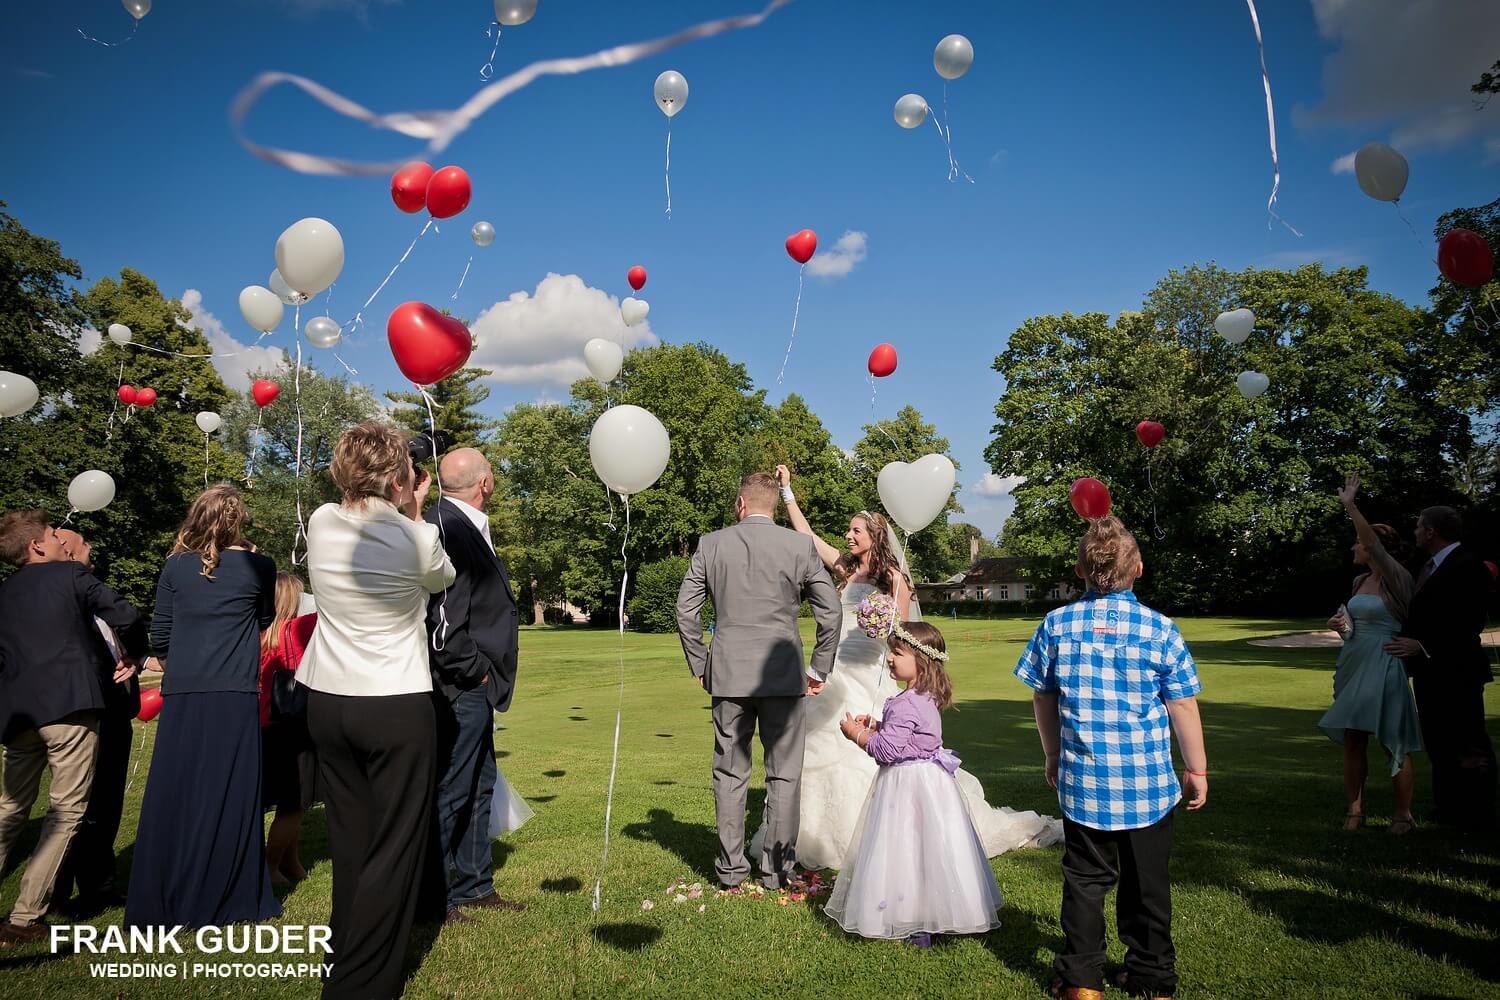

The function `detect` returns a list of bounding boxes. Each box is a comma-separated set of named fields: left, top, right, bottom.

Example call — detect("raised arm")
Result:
left=1337, top=473, right=1407, bottom=583
left=775, top=465, right=842, bottom=572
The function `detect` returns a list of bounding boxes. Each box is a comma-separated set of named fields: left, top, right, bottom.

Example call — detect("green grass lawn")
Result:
left=3, top=615, right=1499, bottom=998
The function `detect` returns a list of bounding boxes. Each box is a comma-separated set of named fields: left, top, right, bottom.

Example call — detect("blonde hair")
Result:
left=1076, top=515, right=1141, bottom=594
left=332, top=421, right=412, bottom=507
left=170, top=484, right=250, bottom=578
left=739, top=473, right=779, bottom=512
left=836, top=510, right=902, bottom=595
left=887, top=621, right=953, bottom=710
left=261, top=572, right=305, bottom=654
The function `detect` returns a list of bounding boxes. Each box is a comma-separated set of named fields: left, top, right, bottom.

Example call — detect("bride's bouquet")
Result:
left=856, top=592, right=898, bottom=639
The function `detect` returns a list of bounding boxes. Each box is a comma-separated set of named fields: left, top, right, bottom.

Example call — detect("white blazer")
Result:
left=297, top=500, right=455, bottom=697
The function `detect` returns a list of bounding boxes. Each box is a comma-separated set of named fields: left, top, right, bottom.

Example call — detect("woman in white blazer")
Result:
left=297, top=421, right=454, bottom=1000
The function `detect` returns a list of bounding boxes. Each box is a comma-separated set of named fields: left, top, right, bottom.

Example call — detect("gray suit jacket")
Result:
left=676, top=516, right=842, bottom=698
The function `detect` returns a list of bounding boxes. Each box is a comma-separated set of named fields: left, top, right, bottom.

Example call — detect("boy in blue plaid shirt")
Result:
left=1015, top=516, right=1208, bottom=1000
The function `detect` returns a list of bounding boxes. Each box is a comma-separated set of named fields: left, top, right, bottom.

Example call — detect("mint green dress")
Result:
left=1317, top=593, right=1423, bottom=775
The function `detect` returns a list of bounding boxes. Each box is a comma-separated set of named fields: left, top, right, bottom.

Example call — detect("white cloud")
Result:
left=970, top=473, right=1025, bottom=498
left=468, top=273, right=657, bottom=387
left=805, top=231, right=868, bottom=279
left=1329, top=151, right=1357, bottom=174
left=179, top=289, right=287, bottom=388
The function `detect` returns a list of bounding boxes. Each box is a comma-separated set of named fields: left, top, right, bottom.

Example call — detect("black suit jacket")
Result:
left=1401, top=544, right=1493, bottom=688
left=0, top=562, right=149, bottom=742
left=425, top=500, right=519, bottom=712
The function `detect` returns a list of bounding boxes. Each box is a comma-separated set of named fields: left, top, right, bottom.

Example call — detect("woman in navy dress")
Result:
left=125, top=484, right=280, bottom=927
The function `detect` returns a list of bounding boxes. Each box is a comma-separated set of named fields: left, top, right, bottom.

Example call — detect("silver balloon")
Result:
left=654, top=71, right=689, bottom=119
left=269, top=269, right=310, bottom=307
left=304, top=316, right=342, bottom=349
left=494, top=0, right=536, bottom=26
left=893, top=94, right=929, bottom=129
left=933, top=34, right=974, bottom=80
left=471, top=221, right=496, bottom=248
left=122, top=0, right=151, bottom=20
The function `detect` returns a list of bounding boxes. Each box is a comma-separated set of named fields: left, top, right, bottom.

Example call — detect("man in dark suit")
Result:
left=0, top=511, right=147, bottom=944
left=423, top=448, right=522, bottom=920
left=1385, top=506, right=1496, bottom=830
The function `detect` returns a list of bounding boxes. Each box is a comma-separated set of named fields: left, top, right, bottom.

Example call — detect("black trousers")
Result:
left=309, top=690, right=436, bottom=1000
left=55, top=710, right=133, bottom=902
left=1057, top=812, right=1176, bottom=996
left=1413, top=673, right=1496, bottom=829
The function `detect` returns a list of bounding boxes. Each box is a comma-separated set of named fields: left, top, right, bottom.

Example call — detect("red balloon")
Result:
left=1069, top=478, right=1112, bottom=520
left=627, top=265, right=647, bottom=291
left=117, top=385, right=137, bottom=405
left=252, top=379, right=280, bottom=408
left=1437, top=228, right=1494, bottom=289
left=391, top=161, right=434, bottom=214
left=785, top=229, right=817, bottom=265
left=137, top=687, right=163, bottom=723
left=425, top=166, right=472, bottom=220
left=387, top=302, right=473, bottom=385
left=868, top=343, right=898, bottom=378
left=1135, top=420, right=1165, bottom=449
left=1486, top=560, right=1499, bottom=581
left=134, top=387, right=157, bottom=408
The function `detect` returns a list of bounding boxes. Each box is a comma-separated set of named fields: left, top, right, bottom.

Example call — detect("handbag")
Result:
left=270, top=669, right=308, bottom=722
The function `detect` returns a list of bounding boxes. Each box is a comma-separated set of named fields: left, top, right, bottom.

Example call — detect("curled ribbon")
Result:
left=1245, top=0, right=1300, bottom=237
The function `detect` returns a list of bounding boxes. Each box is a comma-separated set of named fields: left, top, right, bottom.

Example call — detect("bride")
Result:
left=754, top=465, right=1062, bottom=871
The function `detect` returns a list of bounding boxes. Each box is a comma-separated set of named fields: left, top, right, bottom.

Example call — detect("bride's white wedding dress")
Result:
left=753, top=582, right=1062, bottom=870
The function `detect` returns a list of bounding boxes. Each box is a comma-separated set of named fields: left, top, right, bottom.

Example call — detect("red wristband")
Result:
left=1185, top=769, right=1208, bottom=777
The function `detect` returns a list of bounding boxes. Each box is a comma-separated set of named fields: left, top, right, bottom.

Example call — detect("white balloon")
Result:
left=934, top=34, right=974, bottom=80
left=893, top=94, right=929, bottom=129
left=196, top=411, right=223, bottom=434
left=494, top=0, right=536, bottom=26
left=274, top=217, right=345, bottom=296
left=107, top=323, right=132, bottom=347
left=1236, top=371, right=1270, bottom=400
left=238, top=285, right=284, bottom=334
left=0, top=371, right=40, bottom=418
left=654, top=71, right=689, bottom=118
left=1353, top=143, right=1408, bottom=203
left=589, top=404, right=670, bottom=496
left=877, top=454, right=956, bottom=533
left=304, top=315, right=342, bottom=349
left=122, top=0, right=151, bottom=20
left=471, top=221, right=496, bottom=247
left=583, top=338, right=624, bottom=384
left=620, top=297, right=650, bottom=327
left=1214, top=308, right=1255, bottom=345
left=68, top=470, right=116, bottom=513
left=269, top=269, right=310, bottom=306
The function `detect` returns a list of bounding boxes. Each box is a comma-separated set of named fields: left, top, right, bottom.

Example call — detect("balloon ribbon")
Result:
left=593, top=494, right=631, bottom=913
left=291, top=306, right=309, bottom=567
left=421, top=387, right=452, bottom=652
left=1245, top=0, right=1300, bottom=236
left=664, top=125, right=673, bottom=220
left=932, top=82, right=973, bottom=184
left=346, top=218, right=435, bottom=334
left=77, top=19, right=138, bottom=48
left=776, top=264, right=805, bottom=385
left=479, top=21, right=502, bottom=81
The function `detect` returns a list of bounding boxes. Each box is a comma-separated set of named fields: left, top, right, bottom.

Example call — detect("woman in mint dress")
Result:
left=1320, top=474, right=1422, bottom=835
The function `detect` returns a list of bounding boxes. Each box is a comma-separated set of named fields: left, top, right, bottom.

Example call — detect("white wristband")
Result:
left=781, top=487, right=795, bottom=504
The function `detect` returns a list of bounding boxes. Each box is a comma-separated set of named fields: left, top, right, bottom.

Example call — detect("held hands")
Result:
left=112, top=658, right=138, bottom=684
left=839, top=712, right=864, bottom=743
left=1182, top=770, right=1209, bottom=810
left=1337, top=472, right=1361, bottom=506
left=805, top=678, right=824, bottom=697
left=852, top=713, right=877, bottom=731
left=1383, top=637, right=1424, bottom=658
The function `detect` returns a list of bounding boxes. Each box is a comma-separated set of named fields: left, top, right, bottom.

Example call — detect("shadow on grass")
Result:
left=542, top=877, right=582, bottom=893
left=622, top=790, right=766, bottom=882
left=592, top=922, right=662, bottom=951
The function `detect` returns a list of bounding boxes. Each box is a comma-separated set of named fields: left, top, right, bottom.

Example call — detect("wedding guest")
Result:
left=825, top=621, right=1002, bottom=947
left=1014, top=516, right=1207, bottom=1000
left=124, top=485, right=279, bottom=929
left=258, top=572, right=318, bottom=886
left=0, top=511, right=146, bottom=945
left=297, top=422, right=454, bottom=1000
left=1320, top=475, right=1421, bottom=834
left=1385, top=505, right=1497, bottom=830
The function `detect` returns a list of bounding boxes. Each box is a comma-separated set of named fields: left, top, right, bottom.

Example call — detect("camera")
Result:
left=408, top=428, right=452, bottom=467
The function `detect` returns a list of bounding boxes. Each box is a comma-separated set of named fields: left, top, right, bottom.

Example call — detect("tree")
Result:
left=849, top=405, right=964, bottom=582
left=1474, top=58, right=1500, bottom=99
left=386, top=366, right=500, bottom=449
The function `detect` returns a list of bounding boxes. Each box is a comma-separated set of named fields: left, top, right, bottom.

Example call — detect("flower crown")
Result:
left=889, top=621, right=949, bottom=662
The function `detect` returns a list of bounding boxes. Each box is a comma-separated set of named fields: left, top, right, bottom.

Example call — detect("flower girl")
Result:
left=823, top=620, right=1002, bottom=946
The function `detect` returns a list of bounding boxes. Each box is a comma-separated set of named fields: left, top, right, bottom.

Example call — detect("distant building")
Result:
left=916, top=556, right=1075, bottom=606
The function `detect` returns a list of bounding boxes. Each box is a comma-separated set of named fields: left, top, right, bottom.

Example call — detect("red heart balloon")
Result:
left=1486, top=560, right=1498, bottom=581
left=117, top=385, right=138, bottom=405
left=391, top=161, right=434, bottom=214
left=1069, top=478, right=1112, bottom=521
left=627, top=265, right=647, bottom=291
left=387, top=302, right=473, bottom=385
left=1135, top=420, right=1165, bottom=449
left=134, top=387, right=157, bottom=408
left=252, top=379, right=281, bottom=408
left=785, top=229, right=817, bottom=264
left=868, top=343, right=898, bottom=378
left=137, top=687, right=163, bottom=722
left=426, top=166, right=472, bottom=220
left=1437, top=228, right=1494, bottom=289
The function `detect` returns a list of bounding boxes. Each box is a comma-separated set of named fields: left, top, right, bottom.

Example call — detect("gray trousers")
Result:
left=711, top=696, right=804, bottom=889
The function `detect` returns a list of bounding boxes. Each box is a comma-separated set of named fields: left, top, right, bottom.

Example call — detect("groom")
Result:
left=676, top=473, right=842, bottom=890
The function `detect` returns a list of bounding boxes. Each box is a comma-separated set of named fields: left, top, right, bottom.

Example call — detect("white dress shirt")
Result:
left=443, top=495, right=494, bottom=554
left=296, top=500, right=456, bottom=697
left=1429, top=541, right=1460, bottom=572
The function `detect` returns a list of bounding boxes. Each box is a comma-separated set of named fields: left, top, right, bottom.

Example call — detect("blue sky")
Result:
left=4, top=0, right=1497, bottom=538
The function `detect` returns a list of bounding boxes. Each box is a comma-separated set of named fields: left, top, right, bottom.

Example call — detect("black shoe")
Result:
left=442, top=909, right=475, bottom=926
left=459, top=893, right=526, bottom=913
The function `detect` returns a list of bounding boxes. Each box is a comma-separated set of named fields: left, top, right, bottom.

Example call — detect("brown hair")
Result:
left=836, top=510, right=902, bottom=595
left=1077, top=515, right=1141, bottom=594
left=1418, top=505, right=1462, bottom=543
left=171, top=485, right=250, bottom=578
left=738, top=473, right=779, bottom=512
left=887, top=621, right=953, bottom=710
left=0, top=510, right=50, bottom=568
left=1370, top=523, right=1412, bottom=567
left=332, top=421, right=412, bottom=507
left=260, top=572, right=306, bottom=655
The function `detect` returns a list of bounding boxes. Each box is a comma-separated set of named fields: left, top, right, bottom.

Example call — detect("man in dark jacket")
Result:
left=0, top=511, right=147, bottom=943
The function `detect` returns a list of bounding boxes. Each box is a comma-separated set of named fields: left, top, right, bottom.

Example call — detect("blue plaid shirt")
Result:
left=1014, top=590, right=1201, bottom=831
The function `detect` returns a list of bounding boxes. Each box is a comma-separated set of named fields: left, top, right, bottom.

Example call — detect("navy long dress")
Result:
left=125, top=548, right=281, bottom=928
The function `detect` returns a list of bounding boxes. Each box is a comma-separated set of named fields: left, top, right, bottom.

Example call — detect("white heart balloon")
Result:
left=274, top=217, right=345, bottom=296
left=589, top=404, right=670, bottom=497
left=877, top=453, right=956, bottom=533
left=0, top=371, right=40, bottom=418
left=196, top=410, right=223, bottom=434
left=238, top=285, right=284, bottom=334
left=68, top=470, right=116, bottom=512
left=1214, top=308, right=1254, bottom=345
left=1236, top=371, right=1270, bottom=399
left=584, top=338, right=624, bottom=384
left=107, top=323, right=132, bottom=347
left=620, top=297, right=649, bottom=327
left=269, top=269, right=310, bottom=306
left=1353, top=142, right=1408, bottom=203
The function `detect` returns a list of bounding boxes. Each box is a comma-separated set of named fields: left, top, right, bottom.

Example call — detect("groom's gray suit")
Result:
left=676, top=513, right=842, bottom=888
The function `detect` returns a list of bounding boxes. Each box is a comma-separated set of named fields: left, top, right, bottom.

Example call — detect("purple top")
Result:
left=865, top=689, right=953, bottom=768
